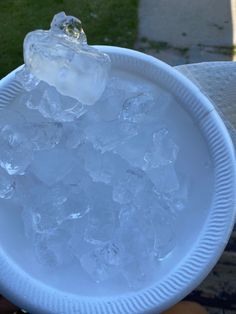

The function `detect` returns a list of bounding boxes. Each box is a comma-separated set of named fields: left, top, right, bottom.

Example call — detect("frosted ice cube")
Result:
left=121, top=93, right=155, bottom=123
left=163, top=176, right=189, bottom=214
left=22, top=180, right=90, bottom=239
left=84, top=119, right=137, bottom=153
left=113, top=168, right=153, bottom=205
left=22, top=184, right=68, bottom=236
left=115, top=130, right=153, bottom=169
left=63, top=162, right=92, bottom=194
left=0, top=110, right=33, bottom=175
left=34, top=236, right=58, bottom=267
left=147, top=212, right=174, bottom=261
left=23, top=12, right=111, bottom=105
left=23, top=81, right=87, bottom=122
left=115, top=195, right=174, bottom=286
left=144, top=128, right=179, bottom=170
left=63, top=190, right=91, bottom=221
left=80, top=242, right=122, bottom=283
left=30, top=148, right=74, bottom=186
left=91, top=77, right=130, bottom=122
left=153, top=224, right=175, bottom=260
left=28, top=121, right=63, bottom=150
left=62, top=122, right=85, bottom=149
left=38, top=84, right=87, bottom=122
left=84, top=211, right=116, bottom=245
left=0, top=168, right=16, bottom=199
left=22, top=204, right=59, bottom=236
left=34, top=228, right=73, bottom=267
left=147, top=164, right=179, bottom=193
left=68, top=218, right=94, bottom=260
left=84, top=183, right=119, bottom=244
left=79, top=143, right=128, bottom=184
left=115, top=221, right=154, bottom=289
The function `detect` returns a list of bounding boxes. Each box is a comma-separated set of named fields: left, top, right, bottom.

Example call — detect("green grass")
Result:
left=0, top=0, right=138, bottom=78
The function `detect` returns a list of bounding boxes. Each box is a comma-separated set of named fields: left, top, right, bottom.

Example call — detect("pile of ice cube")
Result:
left=0, top=13, right=186, bottom=289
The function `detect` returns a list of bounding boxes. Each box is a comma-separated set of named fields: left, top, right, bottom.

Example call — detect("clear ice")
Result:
left=0, top=12, right=187, bottom=290
left=22, top=12, right=111, bottom=106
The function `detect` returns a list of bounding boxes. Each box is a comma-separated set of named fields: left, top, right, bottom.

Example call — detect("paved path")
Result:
left=136, top=0, right=236, bottom=65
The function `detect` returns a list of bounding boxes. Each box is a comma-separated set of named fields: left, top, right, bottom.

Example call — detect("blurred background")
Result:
left=1, top=0, right=236, bottom=78
left=0, top=1, right=235, bottom=313
left=0, top=0, right=138, bottom=78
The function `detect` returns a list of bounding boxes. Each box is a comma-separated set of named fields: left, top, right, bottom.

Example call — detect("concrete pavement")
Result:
left=136, top=0, right=236, bottom=65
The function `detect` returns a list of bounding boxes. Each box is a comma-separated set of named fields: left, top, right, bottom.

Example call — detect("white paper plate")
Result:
left=0, top=46, right=235, bottom=314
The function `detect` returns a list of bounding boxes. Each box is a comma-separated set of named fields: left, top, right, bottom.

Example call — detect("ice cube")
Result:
left=50, top=11, right=87, bottom=43
left=163, top=175, right=189, bottom=214
left=38, top=84, right=87, bottom=122
left=68, top=218, right=94, bottom=259
left=62, top=122, right=85, bottom=149
left=23, top=12, right=111, bottom=105
left=79, top=143, right=128, bottom=184
left=80, top=242, right=122, bottom=283
left=21, top=184, right=68, bottom=237
left=30, top=148, right=75, bottom=186
left=84, top=119, right=137, bottom=153
left=15, top=66, right=40, bottom=91
left=91, top=77, right=129, bottom=122
left=0, top=168, right=16, bottom=199
left=63, top=161, right=92, bottom=194
left=34, top=236, right=58, bottom=267
left=152, top=214, right=175, bottom=260
left=27, top=121, right=63, bottom=150
left=113, top=168, right=153, bottom=205
left=144, top=129, right=179, bottom=170
left=115, top=193, right=174, bottom=287
left=116, top=220, right=154, bottom=289
left=84, top=183, right=119, bottom=244
left=120, top=93, right=155, bottom=123
left=23, top=81, right=87, bottom=122
left=146, top=164, right=179, bottom=193
left=115, top=130, right=153, bottom=169
left=0, top=110, right=33, bottom=175
left=153, top=228, right=175, bottom=260
left=34, top=228, right=73, bottom=267
left=63, top=190, right=91, bottom=222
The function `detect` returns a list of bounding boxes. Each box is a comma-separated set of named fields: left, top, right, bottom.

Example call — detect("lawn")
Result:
left=0, top=0, right=138, bottom=78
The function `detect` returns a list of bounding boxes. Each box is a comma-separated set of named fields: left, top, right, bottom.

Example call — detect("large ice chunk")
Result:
left=23, top=12, right=111, bottom=106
